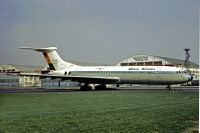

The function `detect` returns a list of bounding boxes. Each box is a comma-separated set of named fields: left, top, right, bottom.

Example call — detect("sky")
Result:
left=0, top=0, right=199, bottom=66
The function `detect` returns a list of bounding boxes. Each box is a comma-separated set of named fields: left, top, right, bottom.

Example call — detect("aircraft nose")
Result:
left=187, top=75, right=193, bottom=82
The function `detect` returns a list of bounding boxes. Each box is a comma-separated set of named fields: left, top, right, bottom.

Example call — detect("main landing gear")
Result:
left=80, top=83, right=92, bottom=91
left=95, top=84, right=106, bottom=90
left=80, top=84, right=116, bottom=91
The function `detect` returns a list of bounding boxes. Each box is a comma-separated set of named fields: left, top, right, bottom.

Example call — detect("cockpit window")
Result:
left=177, top=70, right=187, bottom=74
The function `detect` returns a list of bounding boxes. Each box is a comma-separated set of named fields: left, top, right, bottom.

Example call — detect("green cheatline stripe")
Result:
left=48, top=64, right=55, bottom=70
left=74, top=71, right=176, bottom=74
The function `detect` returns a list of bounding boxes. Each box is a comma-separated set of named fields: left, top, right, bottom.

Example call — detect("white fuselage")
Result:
left=54, top=66, right=191, bottom=85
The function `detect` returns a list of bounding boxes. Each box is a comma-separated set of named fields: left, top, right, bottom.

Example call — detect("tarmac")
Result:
left=0, top=86, right=198, bottom=94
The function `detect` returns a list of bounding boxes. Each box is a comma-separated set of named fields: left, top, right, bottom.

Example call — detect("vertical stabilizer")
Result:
left=19, top=47, right=79, bottom=70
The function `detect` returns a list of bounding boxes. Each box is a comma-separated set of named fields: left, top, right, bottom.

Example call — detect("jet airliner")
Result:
left=19, top=47, right=192, bottom=90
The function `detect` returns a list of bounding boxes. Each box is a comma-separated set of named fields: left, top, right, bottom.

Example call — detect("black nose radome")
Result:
left=188, top=76, right=193, bottom=81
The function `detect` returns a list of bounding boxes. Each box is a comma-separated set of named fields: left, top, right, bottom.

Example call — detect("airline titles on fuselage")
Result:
left=128, top=68, right=139, bottom=70
left=128, top=68, right=155, bottom=71
left=95, top=67, right=156, bottom=71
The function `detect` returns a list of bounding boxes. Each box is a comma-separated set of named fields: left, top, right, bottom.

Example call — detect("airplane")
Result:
left=18, top=47, right=193, bottom=90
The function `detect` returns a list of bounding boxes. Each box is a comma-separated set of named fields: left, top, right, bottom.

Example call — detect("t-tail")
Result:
left=19, top=47, right=79, bottom=70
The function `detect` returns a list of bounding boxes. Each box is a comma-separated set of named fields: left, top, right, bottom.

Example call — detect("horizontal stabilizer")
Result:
left=19, top=47, right=57, bottom=52
left=19, top=46, right=80, bottom=70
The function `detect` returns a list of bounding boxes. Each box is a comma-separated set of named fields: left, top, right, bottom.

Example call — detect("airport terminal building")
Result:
left=0, top=54, right=199, bottom=87
left=0, top=64, right=44, bottom=87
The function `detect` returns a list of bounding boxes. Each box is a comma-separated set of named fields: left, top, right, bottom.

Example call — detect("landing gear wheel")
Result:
left=95, top=84, right=106, bottom=90
left=80, top=84, right=92, bottom=91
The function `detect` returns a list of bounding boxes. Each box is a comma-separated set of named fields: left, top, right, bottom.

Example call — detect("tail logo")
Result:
left=43, top=52, right=56, bottom=70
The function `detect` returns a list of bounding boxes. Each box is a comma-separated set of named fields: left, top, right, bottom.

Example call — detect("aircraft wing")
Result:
left=15, top=73, right=120, bottom=84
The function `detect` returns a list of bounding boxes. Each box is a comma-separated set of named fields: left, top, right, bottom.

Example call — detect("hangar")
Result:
left=115, top=54, right=198, bottom=67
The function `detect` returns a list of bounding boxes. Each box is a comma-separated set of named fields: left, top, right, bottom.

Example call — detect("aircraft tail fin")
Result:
left=19, top=47, right=79, bottom=70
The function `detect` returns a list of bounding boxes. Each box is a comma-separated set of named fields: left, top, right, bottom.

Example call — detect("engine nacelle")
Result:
left=48, top=70, right=71, bottom=76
